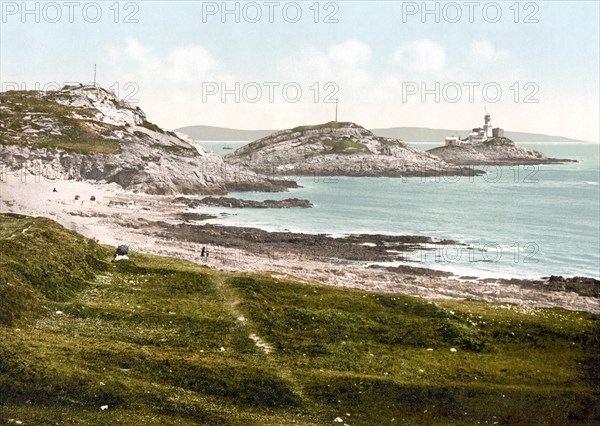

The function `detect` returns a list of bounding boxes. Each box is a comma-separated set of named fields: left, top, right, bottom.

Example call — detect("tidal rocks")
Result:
left=157, top=222, right=457, bottom=263
left=545, top=275, right=600, bottom=298
left=173, top=196, right=313, bottom=208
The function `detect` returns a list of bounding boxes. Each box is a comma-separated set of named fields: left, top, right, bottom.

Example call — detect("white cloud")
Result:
left=392, top=40, right=446, bottom=72
left=110, top=37, right=229, bottom=85
left=459, top=41, right=521, bottom=87
left=102, top=38, right=596, bottom=141
left=279, top=40, right=372, bottom=84
left=277, top=40, right=374, bottom=113
left=167, top=46, right=219, bottom=83
left=327, top=40, right=371, bottom=67
left=469, top=41, right=510, bottom=62
left=124, top=38, right=148, bottom=62
left=106, top=37, right=238, bottom=130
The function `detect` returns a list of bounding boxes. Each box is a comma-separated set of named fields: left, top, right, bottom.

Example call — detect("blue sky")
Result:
left=2, top=1, right=599, bottom=141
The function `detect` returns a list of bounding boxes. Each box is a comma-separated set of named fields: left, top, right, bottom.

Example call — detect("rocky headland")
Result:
left=224, top=122, right=482, bottom=177
left=428, top=137, right=575, bottom=166
left=0, top=85, right=295, bottom=195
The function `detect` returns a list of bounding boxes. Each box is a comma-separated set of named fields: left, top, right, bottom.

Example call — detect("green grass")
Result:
left=1, top=91, right=73, bottom=116
left=292, top=122, right=357, bottom=132
left=0, top=214, right=108, bottom=326
left=321, top=138, right=369, bottom=154
left=0, top=91, right=122, bottom=154
left=228, top=276, right=599, bottom=423
left=0, top=213, right=598, bottom=424
left=236, top=122, right=365, bottom=157
left=35, top=120, right=122, bottom=154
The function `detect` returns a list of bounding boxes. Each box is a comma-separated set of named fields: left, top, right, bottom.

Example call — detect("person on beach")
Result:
left=113, top=244, right=129, bottom=261
left=201, top=246, right=206, bottom=257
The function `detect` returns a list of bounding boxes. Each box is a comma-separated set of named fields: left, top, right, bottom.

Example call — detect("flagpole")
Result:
left=335, top=98, right=338, bottom=122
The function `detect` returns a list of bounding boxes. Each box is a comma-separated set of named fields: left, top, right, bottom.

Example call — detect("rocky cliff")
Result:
left=427, top=137, right=575, bottom=166
left=224, top=122, right=479, bottom=177
left=0, top=85, right=294, bottom=195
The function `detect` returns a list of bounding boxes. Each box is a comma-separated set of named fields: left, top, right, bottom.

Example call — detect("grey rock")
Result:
left=0, top=85, right=295, bottom=195
left=427, top=138, right=576, bottom=166
left=224, top=122, right=481, bottom=177
left=174, top=196, right=313, bottom=208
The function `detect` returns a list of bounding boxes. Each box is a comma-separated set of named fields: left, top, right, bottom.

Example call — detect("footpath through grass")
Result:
left=0, top=214, right=598, bottom=425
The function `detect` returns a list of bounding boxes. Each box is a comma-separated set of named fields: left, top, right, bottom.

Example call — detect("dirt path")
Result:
left=211, top=273, right=307, bottom=401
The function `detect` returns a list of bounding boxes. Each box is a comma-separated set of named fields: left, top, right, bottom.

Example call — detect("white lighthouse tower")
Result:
left=483, top=114, right=493, bottom=138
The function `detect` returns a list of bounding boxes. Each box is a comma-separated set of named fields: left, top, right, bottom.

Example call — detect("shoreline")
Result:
left=1, top=176, right=598, bottom=313
left=178, top=210, right=599, bottom=283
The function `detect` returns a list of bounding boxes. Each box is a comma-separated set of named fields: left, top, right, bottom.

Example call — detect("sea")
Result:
left=197, top=141, right=600, bottom=280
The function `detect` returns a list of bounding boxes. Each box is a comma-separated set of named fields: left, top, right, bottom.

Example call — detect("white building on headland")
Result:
left=445, top=114, right=504, bottom=146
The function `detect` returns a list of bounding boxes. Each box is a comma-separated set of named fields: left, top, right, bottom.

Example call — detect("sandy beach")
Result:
left=1, top=175, right=598, bottom=314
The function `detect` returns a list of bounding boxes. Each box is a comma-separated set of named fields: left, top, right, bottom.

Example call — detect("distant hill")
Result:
left=176, top=124, right=586, bottom=143
left=175, top=125, right=274, bottom=141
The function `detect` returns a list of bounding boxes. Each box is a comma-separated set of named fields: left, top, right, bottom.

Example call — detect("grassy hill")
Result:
left=1, top=214, right=598, bottom=424
left=0, top=90, right=122, bottom=154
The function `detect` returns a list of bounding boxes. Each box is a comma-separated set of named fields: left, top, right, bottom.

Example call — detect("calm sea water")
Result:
left=196, top=141, right=600, bottom=279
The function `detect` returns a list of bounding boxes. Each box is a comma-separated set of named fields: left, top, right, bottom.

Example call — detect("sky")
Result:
left=1, top=1, right=599, bottom=141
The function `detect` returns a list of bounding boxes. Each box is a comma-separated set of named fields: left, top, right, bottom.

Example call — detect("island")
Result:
left=224, top=121, right=481, bottom=177
left=428, top=114, right=575, bottom=165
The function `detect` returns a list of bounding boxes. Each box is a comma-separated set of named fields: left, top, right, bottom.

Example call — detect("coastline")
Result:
left=1, top=176, right=598, bottom=314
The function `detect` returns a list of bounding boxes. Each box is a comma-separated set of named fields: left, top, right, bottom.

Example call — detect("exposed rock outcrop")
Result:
left=224, top=122, right=481, bottom=177
left=157, top=221, right=457, bottom=263
left=0, top=85, right=296, bottom=195
left=545, top=275, right=600, bottom=298
left=173, top=196, right=313, bottom=208
left=428, top=137, right=575, bottom=166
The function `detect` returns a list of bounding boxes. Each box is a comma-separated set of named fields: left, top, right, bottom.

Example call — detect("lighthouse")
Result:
left=444, top=113, right=504, bottom=145
left=483, top=114, right=493, bottom=138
